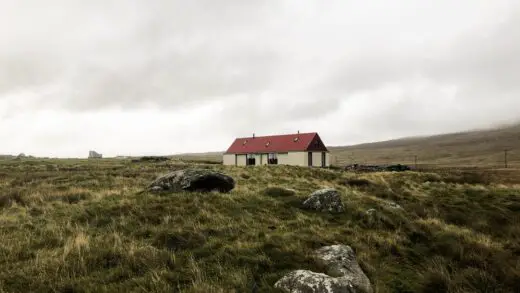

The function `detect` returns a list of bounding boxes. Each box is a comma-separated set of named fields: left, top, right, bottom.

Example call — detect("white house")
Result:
left=223, top=132, right=330, bottom=167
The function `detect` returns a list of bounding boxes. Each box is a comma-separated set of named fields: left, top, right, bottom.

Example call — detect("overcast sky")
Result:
left=1, top=0, right=519, bottom=157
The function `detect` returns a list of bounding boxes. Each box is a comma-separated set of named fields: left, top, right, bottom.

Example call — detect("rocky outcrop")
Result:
left=302, top=188, right=344, bottom=213
left=147, top=168, right=235, bottom=193
left=275, top=244, right=373, bottom=293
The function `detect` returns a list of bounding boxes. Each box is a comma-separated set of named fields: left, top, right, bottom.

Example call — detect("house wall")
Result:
left=325, top=152, right=331, bottom=167
left=258, top=154, right=268, bottom=165
left=223, top=154, right=235, bottom=166
left=277, top=152, right=306, bottom=166
left=224, top=151, right=330, bottom=167
left=236, top=154, right=247, bottom=166
left=311, top=152, right=330, bottom=167
left=312, top=152, right=321, bottom=167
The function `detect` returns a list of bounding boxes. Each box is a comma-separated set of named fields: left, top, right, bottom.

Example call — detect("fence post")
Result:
left=504, top=149, right=508, bottom=169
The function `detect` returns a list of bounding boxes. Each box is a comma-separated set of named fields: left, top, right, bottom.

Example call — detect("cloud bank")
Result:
left=1, top=0, right=519, bottom=157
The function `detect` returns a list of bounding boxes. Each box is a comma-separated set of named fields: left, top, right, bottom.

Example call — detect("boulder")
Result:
left=302, top=188, right=344, bottom=213
left=148, top=168, right=235, bottom=193
left=314, top=245, right=372, bottom=292
left=275, top=244, right=373, bottom=293
left=275, top=270, right=357, bottom=293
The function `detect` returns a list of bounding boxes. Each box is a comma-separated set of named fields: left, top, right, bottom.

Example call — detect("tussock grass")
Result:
left=0, top=159, right=519, bottom=292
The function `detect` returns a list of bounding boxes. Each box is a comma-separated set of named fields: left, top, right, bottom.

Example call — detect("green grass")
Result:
left=0, top=158, right=519, bottom=292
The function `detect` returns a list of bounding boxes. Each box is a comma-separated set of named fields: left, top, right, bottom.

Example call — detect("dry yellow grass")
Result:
left=0, top=159, right=519, bottom=292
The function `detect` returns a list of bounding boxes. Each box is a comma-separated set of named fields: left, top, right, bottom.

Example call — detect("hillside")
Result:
left=329, top=123, right=520, bottom=168
left=0, top=159, right=519, bottom=292
left=171, top=124, right=520, bottom=168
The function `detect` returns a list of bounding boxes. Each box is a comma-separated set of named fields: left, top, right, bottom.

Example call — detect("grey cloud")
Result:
left=294, top=7, right=520, bottom=135
left=2, top=0, right=520, bottom=156
left=53, top=46, right=280, bottom=111
left=425, top=12, right=520, bottom=93
left=0, top=0, right=282, bottom=111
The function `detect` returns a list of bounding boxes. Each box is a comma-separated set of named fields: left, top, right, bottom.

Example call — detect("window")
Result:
left=246, top=154, right=256, bottom=166
left=268, top=153, right=278, bottom=165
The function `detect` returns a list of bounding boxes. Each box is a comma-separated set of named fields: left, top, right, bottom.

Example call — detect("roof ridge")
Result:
left=234, top=132, right=317, bottom=139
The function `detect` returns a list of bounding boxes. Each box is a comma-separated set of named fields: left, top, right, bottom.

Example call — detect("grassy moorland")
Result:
left=0, top=158, right=519, bottom=293
left=170, top=123, right=520, bottom=168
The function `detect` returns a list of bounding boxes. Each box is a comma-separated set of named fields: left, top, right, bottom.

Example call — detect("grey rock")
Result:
left=315, top=245, right=373, bottom=293
left=275, top=245, right=373, bottom=293
left=275, top=270, right=357, bottom=293
left=365, top=209, right=377, bottom=216
left=148, top=168, right=235, bottom=193
left=302, top=188, right=344, bottom=213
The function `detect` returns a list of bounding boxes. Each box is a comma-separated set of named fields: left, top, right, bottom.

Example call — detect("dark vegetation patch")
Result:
left=261, top=187, right=296, bottom=197
left=339, top=178, right=374, bottom=188
left=131, top=156, right=170, bottom=163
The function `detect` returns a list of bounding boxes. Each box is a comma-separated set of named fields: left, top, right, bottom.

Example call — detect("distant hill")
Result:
left=172, top=123, right=520, bottom=168
left=329, top=123, right=520, bottom=168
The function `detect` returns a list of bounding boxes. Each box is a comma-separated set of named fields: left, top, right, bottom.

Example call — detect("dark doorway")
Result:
left=308, top=152, right=313, bottom=166
left=268, top=153, right=278, bottom=165
left=246, top=154, right=256, bottom=166
left=321, top=152, right=326, bottom=167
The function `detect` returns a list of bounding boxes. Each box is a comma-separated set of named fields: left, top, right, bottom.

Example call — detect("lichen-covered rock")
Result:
left=315, top=245, right=373, bottom=293
left=147, top=168, right=235, bottom=193
left=275, top=245, right=373, bottom=293
left=274, top=270, right=357, bottom=293
left=302, top=188, right=344, bottom=213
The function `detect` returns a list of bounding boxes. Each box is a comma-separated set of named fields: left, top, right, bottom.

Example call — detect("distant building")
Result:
left=88, top=151, right=103, bottom=159
left=223, top=132, right=330, bottom=167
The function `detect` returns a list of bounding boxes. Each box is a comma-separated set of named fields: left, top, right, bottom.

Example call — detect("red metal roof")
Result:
left=225, top=132, right=328, bottom=154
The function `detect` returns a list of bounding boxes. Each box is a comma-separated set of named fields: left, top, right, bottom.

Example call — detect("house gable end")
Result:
left=305, top=133, right=329, bottom=152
